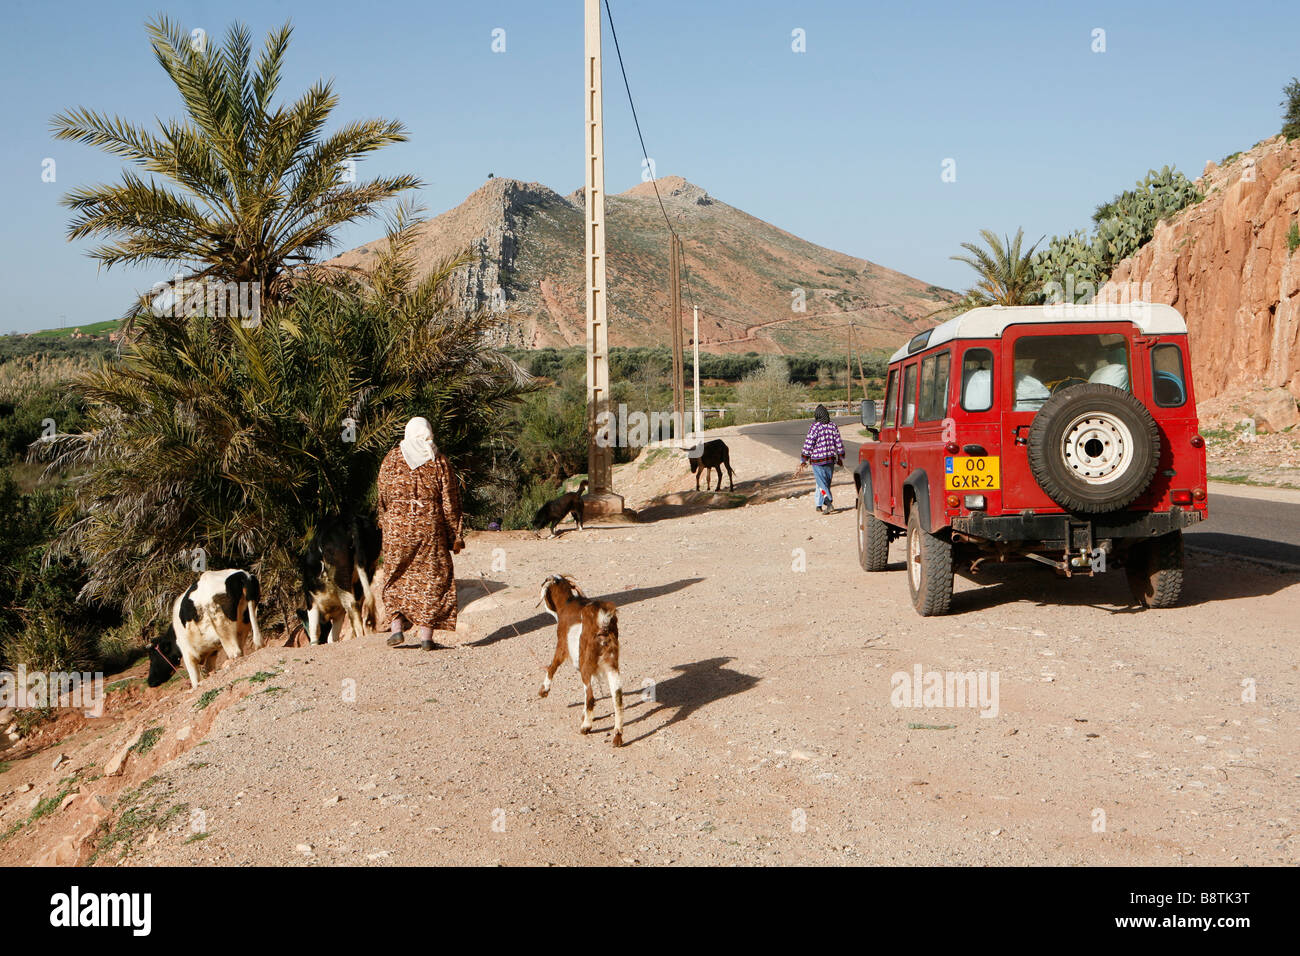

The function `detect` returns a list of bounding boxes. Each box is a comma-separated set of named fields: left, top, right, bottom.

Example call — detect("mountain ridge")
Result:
left=333, top=175, right=959, bottom=354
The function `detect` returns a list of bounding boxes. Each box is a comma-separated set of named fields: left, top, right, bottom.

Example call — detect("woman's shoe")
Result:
left=386, top=632, right=404, bottom=647
left=420, top=638, right=436, bottom=651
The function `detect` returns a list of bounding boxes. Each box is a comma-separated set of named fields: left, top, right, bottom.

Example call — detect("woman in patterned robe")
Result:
left=376, top=417, right=464, bottom=650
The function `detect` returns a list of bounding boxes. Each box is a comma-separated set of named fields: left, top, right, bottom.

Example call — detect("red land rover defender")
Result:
left=855, top=304, right=1208, bottom=616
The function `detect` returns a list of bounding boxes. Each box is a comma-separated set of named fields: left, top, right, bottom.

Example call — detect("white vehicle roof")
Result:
left=888, top=303, right=1188, bottom=364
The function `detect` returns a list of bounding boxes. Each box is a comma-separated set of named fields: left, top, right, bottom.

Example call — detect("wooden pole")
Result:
left=846, top=323, right=852, bottom=408
left=852, top=322, right=867, bottom=387
left=669, top=234, right=684, bottom=426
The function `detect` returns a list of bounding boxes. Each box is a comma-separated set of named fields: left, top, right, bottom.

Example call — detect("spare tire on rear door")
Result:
left=1026, top=383, right=1160, bottom=513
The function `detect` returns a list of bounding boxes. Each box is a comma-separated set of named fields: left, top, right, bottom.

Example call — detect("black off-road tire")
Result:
left=857, top=489, right=890, bottom=571
left=1027, top=384, right=1160, bottom=513
left=1126, top=530, right=1185, bottom=608
left=905, top=507, right=953, bottom=616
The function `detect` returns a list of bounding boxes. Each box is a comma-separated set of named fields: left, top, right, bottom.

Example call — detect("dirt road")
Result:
left=3, top=450, right=1285, bottom=866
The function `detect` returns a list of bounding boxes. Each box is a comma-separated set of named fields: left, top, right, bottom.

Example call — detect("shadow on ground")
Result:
left=616, top=656, right=761, bottom=745
left=467, top=577, right=705, bottom=647
left=1184, top=532, right=1300, bottom=570
left=635, top=471, right=820, bottom=522
left=942, top=548, right=1298, bottom=614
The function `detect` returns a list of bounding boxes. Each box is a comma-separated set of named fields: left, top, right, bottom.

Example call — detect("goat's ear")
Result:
left=560, top=574, right=586, bottom=597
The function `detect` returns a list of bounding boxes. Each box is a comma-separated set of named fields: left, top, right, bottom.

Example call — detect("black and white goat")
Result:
left=147, top=569, right=264, bottom=689
left=536, top=574, right=623, bottom=746
left=298, top=514, right=382, bottom=645
left=532, top=480, right=588, bottom=537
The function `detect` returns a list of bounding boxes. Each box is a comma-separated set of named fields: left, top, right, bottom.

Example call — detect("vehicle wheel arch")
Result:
left=855, top=462, right=872, bottom=501
left=902, top=470, right=932, bottom=533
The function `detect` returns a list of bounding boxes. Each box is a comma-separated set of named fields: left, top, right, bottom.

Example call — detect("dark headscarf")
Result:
left=814, top=404, right=830, bottom=423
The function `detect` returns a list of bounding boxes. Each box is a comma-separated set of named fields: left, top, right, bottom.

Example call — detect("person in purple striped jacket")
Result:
left=796, top=404, right=845, bottom=514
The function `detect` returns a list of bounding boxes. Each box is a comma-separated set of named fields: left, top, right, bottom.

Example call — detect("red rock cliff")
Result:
left=1104, top=136, right=1300, bottom=401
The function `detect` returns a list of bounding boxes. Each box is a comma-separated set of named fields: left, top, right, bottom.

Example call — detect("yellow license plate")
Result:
left=945, top=455, right=1000, bottom=491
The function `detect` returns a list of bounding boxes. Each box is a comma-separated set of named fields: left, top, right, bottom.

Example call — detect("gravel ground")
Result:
left=99, top=467, right=1298, bottom=867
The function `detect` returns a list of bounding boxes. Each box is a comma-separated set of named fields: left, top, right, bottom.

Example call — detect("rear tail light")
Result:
left=944, top=441, right=960, bottom=454
left=1192, top=487, right=1206, bottom=500
left=963, top=495, right=987, bottom=510
left=1190, top=435, right=1205, bottom=448
left=945, top=494, right=960, bottom=509
left=1171, top=490, right=1193, bottom=505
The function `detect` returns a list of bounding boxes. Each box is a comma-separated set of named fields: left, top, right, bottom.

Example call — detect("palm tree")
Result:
left=51, top=16, right=420, bottom=314
left=34, top=216, right=533, bottom=624
left=950, top=228, right=1044, bottom=308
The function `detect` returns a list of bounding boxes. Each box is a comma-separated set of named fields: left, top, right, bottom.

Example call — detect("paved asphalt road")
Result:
left=740, top=417, right=1300, bottom=569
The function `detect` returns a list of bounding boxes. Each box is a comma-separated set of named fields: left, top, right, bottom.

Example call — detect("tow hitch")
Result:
left=1023, top=519, right=1106, bottom=576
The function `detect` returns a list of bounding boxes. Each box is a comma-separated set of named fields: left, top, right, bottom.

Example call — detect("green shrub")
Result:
left=503, top=477, right=563, bottom=530
left=1283, top=78, right=1300, bottom=140
left=0, top=357, right=93, bottom=463
left=1288, top=221, right=1300, bottom=255
left=129, top=726, right=165, bottom=756
left=0, top=469, right=117, bottom=671
left=733, top=357, right=801, bottom=425
left=5, top=608, right=96, bottom=673
left=512, top=371, right=587, bottom=484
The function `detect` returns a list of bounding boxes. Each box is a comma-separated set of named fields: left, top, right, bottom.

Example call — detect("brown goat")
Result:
left=536, top=574, right=623, bottom=746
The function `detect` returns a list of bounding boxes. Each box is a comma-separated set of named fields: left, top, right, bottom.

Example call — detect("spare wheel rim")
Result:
left=1061, top=411, right=1135, bottom=486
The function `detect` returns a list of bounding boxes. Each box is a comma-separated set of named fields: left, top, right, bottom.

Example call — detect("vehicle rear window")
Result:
left=961, top=348, right=993, bottom=412
left=1151, top=343, right=1187, bottom=407
left=919, top=351, right=950, bottom=421
left=1012, top=333, right=1131, bottom=412
left=883, top=369, right=899, bottom=426
left=901, top=364, right=918, bottom=427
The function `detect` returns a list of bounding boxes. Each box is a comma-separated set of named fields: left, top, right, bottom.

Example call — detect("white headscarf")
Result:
left=400, top=416, right=438, bottom=470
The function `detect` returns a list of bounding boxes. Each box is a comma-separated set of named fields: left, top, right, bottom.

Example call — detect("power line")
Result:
left=602, top=0, right=699, bottom=313
left=600, top=2, right=907, bottom=344
left=602, top=0, right=675, bottom=241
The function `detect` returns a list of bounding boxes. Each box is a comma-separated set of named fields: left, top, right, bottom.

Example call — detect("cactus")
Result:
left=1031, top=230, right=1104, bottom=303
left=1030, top=165, right=1207, bottom=283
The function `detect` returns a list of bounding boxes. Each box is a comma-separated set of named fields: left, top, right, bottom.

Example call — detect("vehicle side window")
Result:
left=883, top=369, right=899, bottom=426
left=1151, top=343, right=1187, bottom=407
left=901, top=364, right=918, bottom=427
left=919, top=351, right=950, bottom=421
left=961, top=348, right=993, bottom=412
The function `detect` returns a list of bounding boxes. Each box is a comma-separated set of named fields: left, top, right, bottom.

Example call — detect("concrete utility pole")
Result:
left=583, top=0, right=621, bottom=515
left=692, top=305, right=701, bottom=437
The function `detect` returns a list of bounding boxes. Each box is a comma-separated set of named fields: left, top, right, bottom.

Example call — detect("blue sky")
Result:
left=1, top=0, right=1296, bottom=333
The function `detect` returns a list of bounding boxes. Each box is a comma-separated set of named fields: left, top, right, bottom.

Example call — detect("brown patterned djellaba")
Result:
left=375, top=447, right=464, bottom=631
